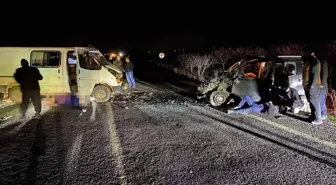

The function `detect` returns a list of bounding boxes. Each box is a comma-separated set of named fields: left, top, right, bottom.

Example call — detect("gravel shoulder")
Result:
left=1, top=81, right=336, bottom=185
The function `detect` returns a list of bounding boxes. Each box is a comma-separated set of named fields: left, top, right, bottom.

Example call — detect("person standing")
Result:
left=124, top=56, right=136, bottom=88
left=113, top=56, right=123, bottom=72
left=302, top=48, right=322, bottom=124
left=14, top=59, right=43, bottom=119
left=319, top=56, right=329, bottom=120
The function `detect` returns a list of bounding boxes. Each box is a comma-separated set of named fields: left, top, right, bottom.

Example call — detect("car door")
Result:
left=231, top=62, right=262, bottom=102
left=30, top=50, right=63, bottom=95
left=284, top=59, right=304, bottom=95
left=75, top=48, right=100, bottom=96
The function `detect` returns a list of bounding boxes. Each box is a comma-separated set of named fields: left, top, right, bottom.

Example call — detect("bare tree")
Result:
left=231, top=47, right=263, bottom=59
left=212, top=47, right=232, bottom=69
left=178, top=53, right=196, bottom=73
left=276, top=44, right=303, bottom=55
left=191, top=53, right=214, bottom=80
left=253, top=47, right=266, bottom=56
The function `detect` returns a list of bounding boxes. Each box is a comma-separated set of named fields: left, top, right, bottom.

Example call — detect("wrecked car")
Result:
left=197, top=56, right=310, bottom=112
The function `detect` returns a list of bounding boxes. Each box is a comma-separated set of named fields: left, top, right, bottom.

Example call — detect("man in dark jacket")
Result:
left=14, top=59, right=43, bottom=119
left=302, top=48, right=322, bottom=124
left=113, top=56, right=123, bottom=72
left=319, top=59, right=329, bottom=120
left=124, top=56, right=135, bottom=88
left=272, top=81, right=303, bottom=114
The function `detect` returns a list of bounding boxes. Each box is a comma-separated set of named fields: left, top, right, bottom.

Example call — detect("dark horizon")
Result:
left=1, top=29, right=335, bottom=53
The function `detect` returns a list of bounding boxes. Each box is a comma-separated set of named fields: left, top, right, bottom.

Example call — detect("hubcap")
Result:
left=216, top=96, right=224, bottom=102
left=96, top=89, right=106, bottom=100
left=213, top=92, right=228, bottom=105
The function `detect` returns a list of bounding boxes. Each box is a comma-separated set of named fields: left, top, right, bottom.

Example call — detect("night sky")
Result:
left=1, top=9, right=335, bottom=53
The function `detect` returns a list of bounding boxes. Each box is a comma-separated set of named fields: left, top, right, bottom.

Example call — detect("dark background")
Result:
left=1, top=5, right=335, bottom=55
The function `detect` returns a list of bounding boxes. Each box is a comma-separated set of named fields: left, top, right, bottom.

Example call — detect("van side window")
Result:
left=31, top=51, right=60, bottom=67
left=78, top=50, right=99, bottom=70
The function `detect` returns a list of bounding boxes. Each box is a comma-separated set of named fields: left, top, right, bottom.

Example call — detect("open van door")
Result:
left=75, top=48, right=100, bottom=96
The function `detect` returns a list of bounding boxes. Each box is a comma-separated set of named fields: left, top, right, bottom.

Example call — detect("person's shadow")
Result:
left=25, top=119, right=46, bottom=184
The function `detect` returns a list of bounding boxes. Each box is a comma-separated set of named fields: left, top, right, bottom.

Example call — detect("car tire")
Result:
left=9, top=87, right=22, bottom=103
left=209, top=91, right=229, bottom=107
left=92, top=85, right=111, bottom=103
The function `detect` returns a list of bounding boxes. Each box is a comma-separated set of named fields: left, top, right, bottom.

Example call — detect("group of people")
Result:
left=13, top=54, right=137, bottom=120
left=113, top=56, right=136, bottom=88
left=227, top=47, right=329, bottom=125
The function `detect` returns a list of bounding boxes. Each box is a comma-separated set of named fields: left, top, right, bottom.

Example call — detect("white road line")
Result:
left=191, top=105, right=336, bottom=149
left=247, top=114, right=336, bottom=149
left=66, top=134, right=83, bottom=173
left=164, top=83, right=188, bottom=92
left=105, top=104, right=127, bottom=185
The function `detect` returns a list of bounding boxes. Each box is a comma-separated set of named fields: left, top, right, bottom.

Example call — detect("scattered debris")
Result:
left=139, top=95, right=149, bottom=99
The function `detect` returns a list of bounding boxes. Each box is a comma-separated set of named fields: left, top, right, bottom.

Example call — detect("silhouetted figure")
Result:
left=124, top=56, right=136, bottom=88
left=113, top=56, right=124, bottom=72
left=302, top=48, right=322, bottom=125
left=14, top=59, right=43, bottom=119
left=319, top=58, right=329, bottom=120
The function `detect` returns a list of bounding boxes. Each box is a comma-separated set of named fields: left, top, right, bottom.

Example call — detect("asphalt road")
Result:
left=1, top=81, right=336, bottom=185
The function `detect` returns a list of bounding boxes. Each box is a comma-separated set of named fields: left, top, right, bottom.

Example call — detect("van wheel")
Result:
left=92, top=85, right=111, bottom=103
left=9, top=87, right=22, bottom=103
left=209, top=91, right=229, bottom=107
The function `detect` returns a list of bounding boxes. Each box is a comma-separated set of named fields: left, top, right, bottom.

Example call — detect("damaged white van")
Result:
left=0, top=47, right=123, bottom=103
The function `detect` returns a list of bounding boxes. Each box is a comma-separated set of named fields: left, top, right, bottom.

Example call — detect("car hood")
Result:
left=105, top=64, right=122, bottom=73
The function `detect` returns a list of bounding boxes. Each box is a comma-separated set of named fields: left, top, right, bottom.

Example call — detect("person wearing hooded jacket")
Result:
left=14, top=59, right=43, bottom=119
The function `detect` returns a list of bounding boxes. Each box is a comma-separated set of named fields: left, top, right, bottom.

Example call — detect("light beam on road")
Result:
left=90, top=101, right=97, bottom=122
left=66, top=134, right=83, bottom=174
left=105, top=104, right=127, bottom=185
left=247, top=114, right=336, bottom=149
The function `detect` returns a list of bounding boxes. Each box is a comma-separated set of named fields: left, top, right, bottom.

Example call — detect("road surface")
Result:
left=1, top=80, right=336, bottom=185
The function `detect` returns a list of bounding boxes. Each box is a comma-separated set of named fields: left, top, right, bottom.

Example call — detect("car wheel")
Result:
left=209, top=91, right=229, bottom=107
left=92, top=85, right=111, bottom=103
left=9, top=87, right=22, bottom=103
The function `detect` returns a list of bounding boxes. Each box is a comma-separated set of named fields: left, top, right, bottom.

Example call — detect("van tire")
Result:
left=9, top=87, right=22, bottom=103
left=92, top=85, right=111, bottom=103
left=209, top=91, right=229, bottom=107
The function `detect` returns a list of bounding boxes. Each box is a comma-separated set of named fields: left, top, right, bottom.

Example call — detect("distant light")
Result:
left=119, top=52, right=123, bottom=57
left=159, top=52, right=165, bottom=59
left=109, top=53, right=116, bottom=60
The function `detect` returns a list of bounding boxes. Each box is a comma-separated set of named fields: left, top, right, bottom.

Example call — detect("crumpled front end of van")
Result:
left=105, top=64, right=123, bottom=86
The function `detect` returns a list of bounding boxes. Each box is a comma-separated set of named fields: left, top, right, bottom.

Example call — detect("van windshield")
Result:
left=89, top=50, right=110, bottom=66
